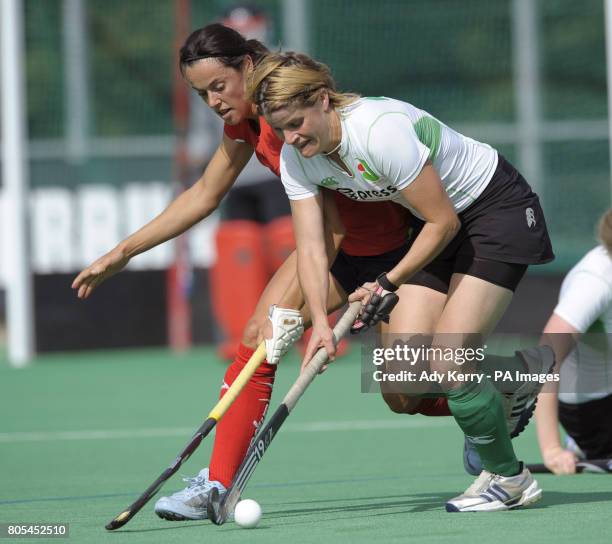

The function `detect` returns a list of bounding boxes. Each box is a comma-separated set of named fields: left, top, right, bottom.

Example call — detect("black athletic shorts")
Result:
left=559, top=394, right=612, bottom=459
left=331, top=244, right=410, bottom=296
left=406, top=154, right=554, bottom=293
left=221, top=179, right=291, bottom=223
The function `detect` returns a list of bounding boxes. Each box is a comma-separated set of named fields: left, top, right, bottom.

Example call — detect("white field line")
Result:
left=0, top=418, right=454, bottom=444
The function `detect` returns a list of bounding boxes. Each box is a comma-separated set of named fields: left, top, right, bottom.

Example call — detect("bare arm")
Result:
left=535, top=313, right=581, bottom=474
left=385, top=164, right=460, bottom=286
left=347, top=164, right=459, bottom=310
left=118, top=135, right=252, bottom=257
left=289, top=193, right=338, bottom=362
left=259, top=191, right=346, bottom=362
left=72, top=135, right=253, bottom=298
left=276, top=189, right=346, bottom=311
left=291, top=194, right=329, bottom=324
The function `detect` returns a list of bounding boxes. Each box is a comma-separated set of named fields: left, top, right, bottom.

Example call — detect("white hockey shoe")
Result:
left=446, top=464, right=542, bottom=512
left=154, top=468, right=226, bottom=521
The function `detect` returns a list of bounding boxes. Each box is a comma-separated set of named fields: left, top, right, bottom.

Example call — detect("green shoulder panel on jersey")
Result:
left=365, top=96, right=389, bottom=101
left=413, top=116, right=442, bottom=161
left=586, top=318, right=605, bottom=334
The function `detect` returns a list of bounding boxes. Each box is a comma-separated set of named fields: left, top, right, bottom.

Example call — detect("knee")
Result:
left=381, top=393, right=421, bottom=415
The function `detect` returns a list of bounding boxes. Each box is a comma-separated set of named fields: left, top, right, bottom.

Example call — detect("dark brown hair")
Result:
left=179, top=23, right=268, bottom=74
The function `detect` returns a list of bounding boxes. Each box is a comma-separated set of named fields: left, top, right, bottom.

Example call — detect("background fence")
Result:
left=1, top=0, right=610, bottom=357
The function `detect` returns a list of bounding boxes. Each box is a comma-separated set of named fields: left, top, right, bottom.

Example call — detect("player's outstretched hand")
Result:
left=71, top=248, right=130, bottom=299
left=543, top=446, right=578, bottom=475
left=301, top=321, right=335, bottom=374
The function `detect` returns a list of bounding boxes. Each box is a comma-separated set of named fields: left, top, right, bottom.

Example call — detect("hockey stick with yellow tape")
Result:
left=208, top=301, right=362, bottom=525
left=105, top=342, right=267, bottom=530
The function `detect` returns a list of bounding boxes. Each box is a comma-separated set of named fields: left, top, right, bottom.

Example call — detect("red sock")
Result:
left=416, top=397, right=451, bottom=416
left=209, top=343, right=276, bottom=487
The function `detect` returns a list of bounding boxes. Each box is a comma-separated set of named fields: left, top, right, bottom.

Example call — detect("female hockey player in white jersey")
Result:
left=247, top=52, right=555, bottom=513
left=535, top=209, right=612, bottom=473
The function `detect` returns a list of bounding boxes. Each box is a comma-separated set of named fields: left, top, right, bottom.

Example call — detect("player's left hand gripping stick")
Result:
left=207, top=301, right=362, bottom=525
left=104, top=343, right=268, bottom=531
left=351, top=273, right=399, bottom=334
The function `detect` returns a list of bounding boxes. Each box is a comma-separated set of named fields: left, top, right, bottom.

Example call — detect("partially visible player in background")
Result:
left=535, top=208, right=612, bottom=474
left=72, top=23, right=415, bottom=521
left=191, top=4, right=295, bottom=361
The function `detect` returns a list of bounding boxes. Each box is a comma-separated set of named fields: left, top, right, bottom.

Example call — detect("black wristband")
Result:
left=376, top=272, right=399, bottom=292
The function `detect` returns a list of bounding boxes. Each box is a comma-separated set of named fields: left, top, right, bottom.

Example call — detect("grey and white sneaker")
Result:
left=446, top=464, right=542, bottom=512
left=154, top=468, right=226, bottom=521
left=505, top=346, right=556, bottom=437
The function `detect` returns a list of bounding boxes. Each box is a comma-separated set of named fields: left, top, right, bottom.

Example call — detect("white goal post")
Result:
left=1, top=0, right=34, bottom=367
